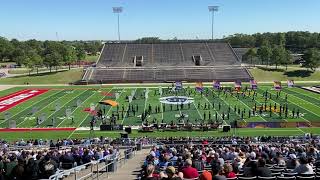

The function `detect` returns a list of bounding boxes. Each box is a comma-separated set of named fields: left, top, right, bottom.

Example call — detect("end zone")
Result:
left=0, top=89, right=48, bottom=112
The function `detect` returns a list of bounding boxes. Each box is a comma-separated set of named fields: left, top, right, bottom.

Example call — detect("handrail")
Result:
left=48, top=147, right=136, bottom=180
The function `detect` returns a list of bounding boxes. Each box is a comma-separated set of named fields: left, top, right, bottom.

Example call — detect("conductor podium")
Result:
left=100, top=125, right=123, bottom=131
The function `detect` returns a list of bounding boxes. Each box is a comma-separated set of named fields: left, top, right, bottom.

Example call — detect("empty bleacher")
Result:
left=97, top=44, right=126, bottom=67
left=84, top=41, right=252, bottom=83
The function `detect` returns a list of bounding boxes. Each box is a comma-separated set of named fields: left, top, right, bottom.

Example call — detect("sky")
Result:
left=0, top=0, right=319, bottom=41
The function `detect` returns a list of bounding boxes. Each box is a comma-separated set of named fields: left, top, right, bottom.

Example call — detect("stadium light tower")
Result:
left=208, top=6, right=219, bottom=40
left=113, top=7, right=123, bottom=41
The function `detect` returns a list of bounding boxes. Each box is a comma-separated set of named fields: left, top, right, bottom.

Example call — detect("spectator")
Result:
left=60, top=151, right=75, bottom=169
left=286, top=154, right=299, bottom=169
left=256, top=158, right=272, bottom=177
left=243, top=160, right=257, bottom=177
left=223, top=163, right=236, bottom=178
left=294, top=157, right=314, bottom=174
left=160, top=166, right=182, bottom=180
left=5, top=154, right=18, bottom=179
left=211, top=161, right=227, bottom=180
left=40, top=155, right=57, bottom=178
left=11, top=158, right=25, bottom=180
left=181, top=159, right=199, bottom=179
left=0, top=156, right=4, bottom=180
left=24, top=158, right=39, bottom=180
left=142, top=164, right=159, bottom=180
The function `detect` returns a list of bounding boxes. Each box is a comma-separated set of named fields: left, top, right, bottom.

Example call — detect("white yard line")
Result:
left=230, top=91, right=268, bottom=122
left=266, top=90, right=312, bottom=124
left=286, top=88, right=320, bottom=101
left=253, top=90, right=288, bottom=122
left=121, top=88, right=137, bottom=124
left=57, top=91, right=98, bottom=127
left=0, top=90, right=63, bottom=125
left=106, top=88, right=125, bottom=117
left=143, top=88, right=148, bottom=114
left=284, top=90, right=318, bottom=109
left=202, top=95, right=228, bottom=125
left=17, top=90, right=69, bottom=127
left=37, top=90, right=87, bottom=127
left=207, top=89, right=247, bottom=123
left=285, top=89, right=320, bottom=113
left=192, top=102, right=203, bottom=119
left=296, top=127, right=306, bottom=134
left=67, top=88, right=114, bottom=139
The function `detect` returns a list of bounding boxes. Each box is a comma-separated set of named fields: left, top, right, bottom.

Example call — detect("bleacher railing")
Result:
left=48, top=147, right=137, bottom=180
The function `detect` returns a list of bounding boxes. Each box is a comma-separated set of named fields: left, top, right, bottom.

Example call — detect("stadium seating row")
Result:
left=90, top=67, right=251, bottom=82
left=97, top=42, right=240, bottom=67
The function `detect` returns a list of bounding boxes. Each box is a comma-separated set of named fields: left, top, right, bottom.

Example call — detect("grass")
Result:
left=8, top=69, right=30, bottom=74
left=1, top=85, right=320, bottom=128
left=0, top=85, right=320, bottom=141
left=84, top=55, right=99, bottom=62
left=0, top=69, right=83, bottom=85
left=249, top=67, right=320, bottom=81
left=7, top=68, right=60, bottom=74
left=0, top=128, right=319, bottom=141
left=0, top=62, right=16, bottom=66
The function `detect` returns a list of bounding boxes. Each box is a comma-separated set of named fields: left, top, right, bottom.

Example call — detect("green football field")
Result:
left=0, top=83, right=319, bottom=140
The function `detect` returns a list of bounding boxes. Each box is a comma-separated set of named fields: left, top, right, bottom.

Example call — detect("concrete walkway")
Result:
left=102, top=148, right=149, bottom=180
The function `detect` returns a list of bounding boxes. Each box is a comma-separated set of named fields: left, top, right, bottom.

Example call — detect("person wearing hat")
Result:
left=286, top=154, right=299, bottom=169
left=160, top=166, right=182, bottom=180
left=181, top=159, right=199, bottom=179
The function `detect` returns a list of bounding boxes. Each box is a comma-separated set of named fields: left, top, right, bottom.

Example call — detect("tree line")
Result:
left=0, top=37, right=103, bottom=73
left=224, top=31, right=320, bottom=50
left=228, top=32, right=320, bottom=71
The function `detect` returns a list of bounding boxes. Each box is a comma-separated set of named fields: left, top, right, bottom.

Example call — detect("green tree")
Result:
left=244, top=48, right=257, bottom=65
left=257, top=45, right=272, bottom=65
left=62, top=46, right=77, bottom=70
left=0, top=37, right=14, bottom=61
left=44, top=52, right=62, bottom=72
left=28, top=50, right=43, bottom=74
left=271, top=46, right=287, bottom=69
left=76, top=47, right=86, bottom=67
left=136, top=37, right=161, bottom=43
left=302, top=48, right=320, bottom=71
left=283, top=50, right=293, bottom=70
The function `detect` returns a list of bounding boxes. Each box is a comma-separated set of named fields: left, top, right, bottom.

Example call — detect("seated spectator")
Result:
left=5, top=154, right=18, bottom=179
left=39, top=155, right=58, bottom=179
left=286, top=154, right=299, bottom=169
left=0, top=156, right=4, bottom=180
left=181, top=159, right=199, bottom=179
left=211, top=161, right=227, bottom=180
left=243, top=160, right=257, bottom=177
left=11, top=158, right=25, bottom=180
left=192, top=153, right=204, bottom=171
left=160, top=166, right=182, bottom=180
left=60, top=152, right=75, bottom=169
left=142, top=164, right=159, bottom=180
left=294, top=157, right=314, bottom=174
left=199, top=170, right=212, bottom=180
left=223, top=163, right=236, bottom=178
left=24, top=158, right=39, bottom=180
left=256, top=158, right=272, bottom=177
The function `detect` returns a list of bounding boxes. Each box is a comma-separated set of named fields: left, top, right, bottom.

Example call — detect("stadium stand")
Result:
left=81, top=41, right=252, bottom=84
left=139, top=136, right=320, bottom=180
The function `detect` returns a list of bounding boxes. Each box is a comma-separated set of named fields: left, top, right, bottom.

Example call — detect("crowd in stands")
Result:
left=0, top=138, right=119, bottom=180
left=141, top=135, right=320, bottom=180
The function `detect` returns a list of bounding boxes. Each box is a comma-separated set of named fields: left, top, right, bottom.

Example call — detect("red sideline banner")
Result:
left=0, top=127, right=76, bottom=132
left=0, top=89, right=48, bottom=112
